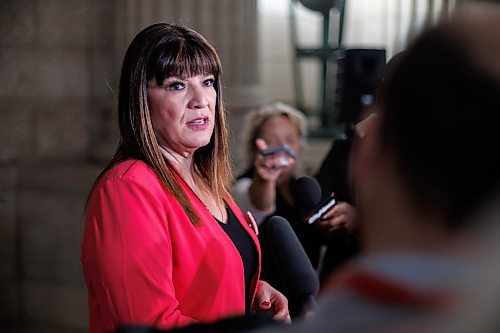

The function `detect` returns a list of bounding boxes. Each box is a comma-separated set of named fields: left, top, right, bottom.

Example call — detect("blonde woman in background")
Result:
left=232, top=102, right=306, bottom=227
left=232, top=102, right=358, bottom=317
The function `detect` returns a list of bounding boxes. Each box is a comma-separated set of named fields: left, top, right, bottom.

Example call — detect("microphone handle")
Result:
left=306, top=197, right=337, bottom=224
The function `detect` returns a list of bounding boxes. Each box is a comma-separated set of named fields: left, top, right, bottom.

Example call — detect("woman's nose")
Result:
left=188, top=86, right=209, bottom=109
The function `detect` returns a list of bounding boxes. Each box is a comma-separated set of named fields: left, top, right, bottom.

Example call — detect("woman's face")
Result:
left=259, top=115, right=301, bottom=177
left=147, top=73, right=217, bottom=156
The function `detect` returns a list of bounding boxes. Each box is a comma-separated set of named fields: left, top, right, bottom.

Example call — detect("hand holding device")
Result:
left=292, top=176, right=358, bottom=232
left=292, top=176, right=338, bottom=224
left=257, top=139, right=296, bottom=169
left=253, top=139, right=296, bottom=183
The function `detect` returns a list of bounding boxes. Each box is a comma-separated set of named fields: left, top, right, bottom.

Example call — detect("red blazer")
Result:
left=81, top=160, right=261, bottom=332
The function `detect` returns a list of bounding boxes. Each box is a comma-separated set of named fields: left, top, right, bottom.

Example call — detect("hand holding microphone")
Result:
left=317, top=202, right=358, bottom=234
left=292, top=176, right=359, bottom=235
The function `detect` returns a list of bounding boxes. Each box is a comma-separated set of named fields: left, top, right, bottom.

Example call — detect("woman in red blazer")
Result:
left=81, top=23, right=290, bottom=333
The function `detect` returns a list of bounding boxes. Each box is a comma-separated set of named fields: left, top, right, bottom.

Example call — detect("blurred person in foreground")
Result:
left=240, top=4, right=500, bottom=332
left=231, top=103, right=358, bottom=316
left=81, top=23, right=289, bottom=333
left=314, top=52, right=406, bottom=284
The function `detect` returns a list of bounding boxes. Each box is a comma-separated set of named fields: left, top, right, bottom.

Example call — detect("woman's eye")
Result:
left=203, top=78, right=215, bottom=87
left=167, top=81, right=185, bottom=91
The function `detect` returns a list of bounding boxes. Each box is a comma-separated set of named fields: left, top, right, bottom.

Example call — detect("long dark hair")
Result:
left=91, top=23, right=233, bottom=225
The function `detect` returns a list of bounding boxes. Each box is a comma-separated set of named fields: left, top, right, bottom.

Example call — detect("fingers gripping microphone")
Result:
left=292, top=176, right=337, bottom=224
left=266, top=216, right=320, bottom=316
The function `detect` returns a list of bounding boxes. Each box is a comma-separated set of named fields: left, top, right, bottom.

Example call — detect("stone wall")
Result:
left=0, top=0, right=116, bottom=330
left=0, top=0, right=263, bottom=330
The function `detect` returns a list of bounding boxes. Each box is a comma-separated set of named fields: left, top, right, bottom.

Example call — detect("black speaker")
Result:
left=335, top=49, right=386, bottom=124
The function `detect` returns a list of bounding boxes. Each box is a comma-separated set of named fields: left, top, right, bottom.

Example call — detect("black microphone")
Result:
left=265, top=216, right=319, bottom=316
left=292, top=176, right=338, bottom=224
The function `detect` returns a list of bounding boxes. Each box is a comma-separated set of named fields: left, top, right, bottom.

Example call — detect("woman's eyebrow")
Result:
left=164, top=76, right=186, bottom=80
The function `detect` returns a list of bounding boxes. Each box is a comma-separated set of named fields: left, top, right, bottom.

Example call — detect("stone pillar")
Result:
left=87, top=0, right=121, bottom=162
left=0, top=0, right=114, bottom=329
left=0, top=166, right=19, bottom=321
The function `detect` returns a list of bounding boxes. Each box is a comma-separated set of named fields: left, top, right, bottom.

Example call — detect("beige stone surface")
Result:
left=0, top=166, right=20, bottom=319
left=21, top=281, right=87, bottom=330
left=0, top=0, right=268, bottom=330
left=37, top=0, right=91, bottom=47
left=34, top=100, right=89, bottom=160
left=0, top=103, right=35, bottom=161
left=0, top=0, right=36, bottom=46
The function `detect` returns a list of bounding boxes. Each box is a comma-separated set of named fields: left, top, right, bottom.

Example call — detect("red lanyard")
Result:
left=323, top=268, right=454, bottom=310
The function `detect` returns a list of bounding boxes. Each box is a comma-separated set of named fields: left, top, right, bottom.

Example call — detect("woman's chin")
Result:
left=189, top=138, right=212, bottom=150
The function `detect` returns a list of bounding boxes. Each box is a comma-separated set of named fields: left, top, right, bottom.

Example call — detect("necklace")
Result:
left=204, top=202, right=217, bottom=217
left=165, top=161, right=225, bottom=221
left=194, top=187, right=224, bottom=221
left=204, top=200, right=225, bottom=222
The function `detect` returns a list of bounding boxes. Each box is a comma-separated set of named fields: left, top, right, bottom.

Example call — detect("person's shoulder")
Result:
left=232, top=177, right=252, bottom=190
left=99, top=159, right=160, bottom=188
left=101, top=159, right=150, bottom=177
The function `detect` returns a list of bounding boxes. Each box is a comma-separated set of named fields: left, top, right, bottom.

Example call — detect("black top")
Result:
left=217, top=207, right=258, bottom=314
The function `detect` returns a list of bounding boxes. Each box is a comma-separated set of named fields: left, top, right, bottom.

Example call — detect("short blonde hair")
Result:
left=243, top=102, right=307, bottom=170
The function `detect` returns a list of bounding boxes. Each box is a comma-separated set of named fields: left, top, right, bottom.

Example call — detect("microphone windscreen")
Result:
left=292, top=176, right=322, bottom=209
left=266, top=216, right=320, bottom=301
